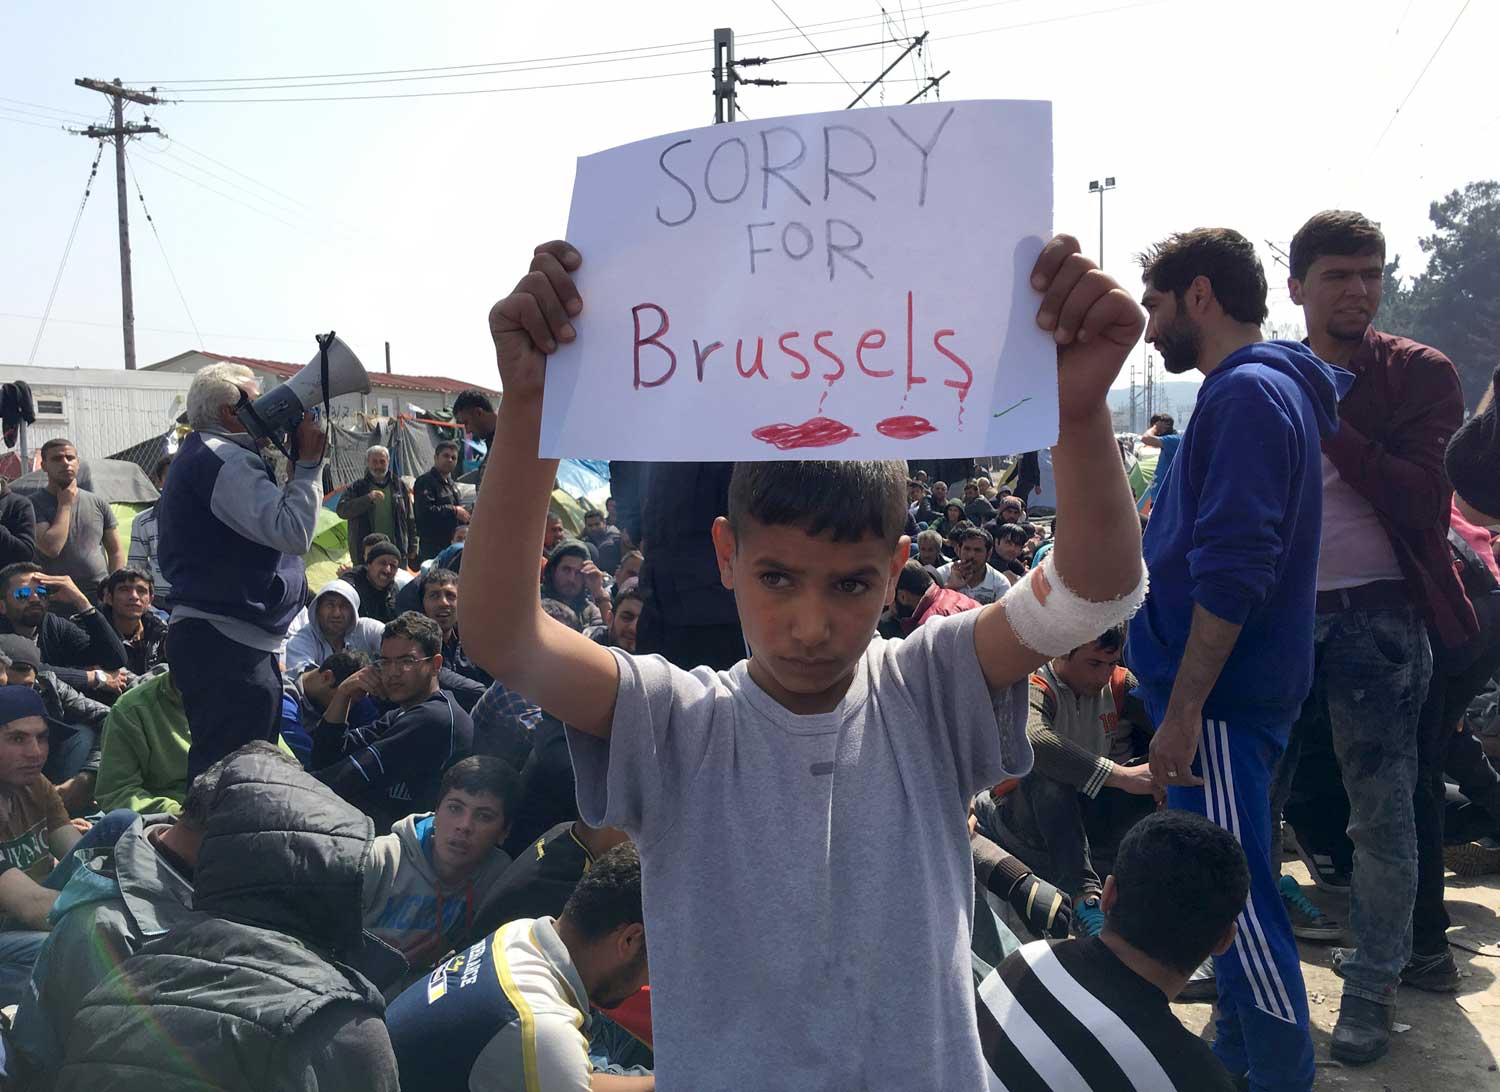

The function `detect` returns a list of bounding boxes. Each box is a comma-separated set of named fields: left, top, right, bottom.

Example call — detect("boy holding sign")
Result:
left=464, top=234, right=1147, bottom=1090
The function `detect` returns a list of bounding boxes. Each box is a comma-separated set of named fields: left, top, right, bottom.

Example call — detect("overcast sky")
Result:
left=4, top=0, right=1495, bottom=394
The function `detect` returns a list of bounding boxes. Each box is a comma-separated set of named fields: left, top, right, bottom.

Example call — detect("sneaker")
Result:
left=1291, top=831, right=1352, bottom=895
left=1279, top=875, right=1342, bottom=941
left=1331, top=994, right=1393, bottom=1065
left=1444, top=837, right=1500, bottom=877
left=1400, top=948, right=1461, bottom=993
left=1074, top=896, right=1105, bottom=938
left=1178, top=958, right=1217, bottom=1002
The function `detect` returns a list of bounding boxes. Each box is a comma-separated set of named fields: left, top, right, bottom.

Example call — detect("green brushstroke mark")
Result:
left=992, top=397, right=1033, bottom=419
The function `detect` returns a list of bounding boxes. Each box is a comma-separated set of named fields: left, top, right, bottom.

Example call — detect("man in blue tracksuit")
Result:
left=158, top=362, right=326, bottom=780
left=1126, top=228, right=1350, bottom=1092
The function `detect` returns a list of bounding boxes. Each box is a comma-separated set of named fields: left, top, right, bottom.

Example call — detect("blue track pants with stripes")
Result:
left=1159, top=711, right=1315, bottom=1092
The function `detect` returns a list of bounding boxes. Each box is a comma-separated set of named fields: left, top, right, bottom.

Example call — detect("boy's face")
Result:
left=712, top=516, right=908, bottom=714
left=431, top=787, right=510, bottom=878
left=108, top=578, right=152, bottom=620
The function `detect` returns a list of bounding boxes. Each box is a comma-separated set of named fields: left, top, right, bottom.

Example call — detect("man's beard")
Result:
left=1158, top=313, right=1203, bottom=375
left=1324, top=313, right=1371, bottom=344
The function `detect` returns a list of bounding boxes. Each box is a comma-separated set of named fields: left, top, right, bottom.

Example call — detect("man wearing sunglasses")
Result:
left=310, top=611, right=473, bottom=833
left=0, top=563, right=127, bottom=700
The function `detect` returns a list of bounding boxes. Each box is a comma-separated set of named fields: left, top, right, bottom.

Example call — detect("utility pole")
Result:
left=1087, top=176, right=1115, bottom=268
left=905, top=70, right=950, bottom=104
left=74, top=77, right=162, bottom=370
left=712, top=29, right=736, bottom=124
left=847, top=32, right=927, bottom=109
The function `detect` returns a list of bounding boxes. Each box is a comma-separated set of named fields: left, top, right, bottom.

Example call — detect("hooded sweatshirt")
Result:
left=54, top=751, right=400, bottom=1092
left=362, top=812, right=512, bottom=974
left=284, top=578, right=386, bottom=673
left=1127, top=340, right=1350, bottom=726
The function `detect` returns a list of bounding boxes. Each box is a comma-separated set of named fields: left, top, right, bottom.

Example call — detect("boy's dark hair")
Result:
left=561, top=842, right=643, bottom=940
left=994, top=523, right=1030, bottom=546
left=422, top=567, right=459, bottom=593
left=728, top=461, right=909, bottom=546
left=318, top=649, right=372, bottom=684
left=613, top=586, right=645, bottom=610
left=184, top=740, right=296, bottom=829
left=438, top=755, right=521, bottom=815
left=955, top=526, right=993, bottom=551
left=434, top=439, right=460, bottom=458
left=1107, top=811, right=1249, bottom=974
left=0, top=562, right=41, bottom=592
left=1071, top=624, right=1125, bottom=657
left=541, top=598, right=583, bottom=631
left=40, top=438, right=76, bottom=460
left=583, top=508, right=604, bottom=521
left=1148, top=413, right=1176, bottom=434
left=946, top=519, right=974, bottom=543
left=383, top=611, right=442, bottom=657
left=897, top=559, right=935, bottom=596
left=1137, top=228, right=1269, bottom=325
left=1289, top=210, right=1385, bottom=282
left=452, top=390, right=495, bottom=415
left=102, top=567, right=153, bottom=598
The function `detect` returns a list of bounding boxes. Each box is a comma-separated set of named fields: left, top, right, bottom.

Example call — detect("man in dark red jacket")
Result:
left=893, top=560, right=979, bottom=635
left=1278, top=210, right=1475, bottom=1065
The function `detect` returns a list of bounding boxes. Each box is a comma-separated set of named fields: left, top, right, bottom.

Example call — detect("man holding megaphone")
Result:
left=158, top=338, right=368, bottom=780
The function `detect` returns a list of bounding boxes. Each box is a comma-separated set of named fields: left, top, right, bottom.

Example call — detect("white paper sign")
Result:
left=541, top=99, right=1056, bottom=461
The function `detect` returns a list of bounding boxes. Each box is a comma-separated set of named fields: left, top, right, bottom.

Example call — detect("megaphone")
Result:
left=235, top=332, right=370, bottom=457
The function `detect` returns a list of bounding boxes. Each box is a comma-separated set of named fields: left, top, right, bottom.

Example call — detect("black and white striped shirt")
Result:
left=977, top=939, right=1235, bottom=1091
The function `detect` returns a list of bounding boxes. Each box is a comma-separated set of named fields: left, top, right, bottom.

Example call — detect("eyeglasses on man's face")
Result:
left=10, top=586, right=48, bottom=602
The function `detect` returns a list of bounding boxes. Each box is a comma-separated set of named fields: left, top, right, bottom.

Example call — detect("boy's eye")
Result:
left=759, top=572, right=790, bottom=589
left=836, top=579, right=870, bottom=596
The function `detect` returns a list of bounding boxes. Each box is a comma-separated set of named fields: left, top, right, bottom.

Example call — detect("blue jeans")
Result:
left=1287, top=607, right=1432, bottom=1005
left=0, top=929, right=48, bottom=1007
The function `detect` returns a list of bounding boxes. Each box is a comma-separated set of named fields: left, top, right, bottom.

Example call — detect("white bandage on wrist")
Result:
left=1002, top=554, right=1149, bottom=657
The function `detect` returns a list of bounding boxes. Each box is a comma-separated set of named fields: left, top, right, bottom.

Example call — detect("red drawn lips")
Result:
left=751, top=417, right=859, bottom=450
left=875, top=415, right=937, bottom=440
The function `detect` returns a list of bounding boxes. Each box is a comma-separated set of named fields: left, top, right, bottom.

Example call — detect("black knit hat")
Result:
left=1446, top=364, right=1500, bottom=519
left=364, top=540, right=403, bottom=565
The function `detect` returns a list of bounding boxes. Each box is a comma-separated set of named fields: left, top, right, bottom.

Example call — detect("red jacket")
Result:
left=909, top=583, right=981, bottom=632
left=1323, top=326, right=1477, bottom=648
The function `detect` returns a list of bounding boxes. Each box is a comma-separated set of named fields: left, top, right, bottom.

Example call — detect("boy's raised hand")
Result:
left=487, top=240, right=583, bottom=398
left=1031, top=234, right=1144, bottom=422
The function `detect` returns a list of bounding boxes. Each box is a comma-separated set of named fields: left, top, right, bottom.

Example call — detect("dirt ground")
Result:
left=1173, top=856, right=1500, bottom=1090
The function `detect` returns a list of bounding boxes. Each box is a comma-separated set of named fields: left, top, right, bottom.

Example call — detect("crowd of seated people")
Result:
left=0, top=208, right=1495, bottom=1092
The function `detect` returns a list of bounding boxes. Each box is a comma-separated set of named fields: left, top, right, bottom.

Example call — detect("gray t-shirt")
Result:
left=30, top=489, right=116, bottom=596
left=567, top=609, right=1030, bottom=1092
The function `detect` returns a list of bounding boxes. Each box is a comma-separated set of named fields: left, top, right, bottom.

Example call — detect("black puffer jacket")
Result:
left=53, top=751, right=400, bottom=1092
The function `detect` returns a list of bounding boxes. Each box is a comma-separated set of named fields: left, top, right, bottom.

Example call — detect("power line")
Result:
left=131, top=154, right=315, bottom=233
left=166, top=64, right=706, bottom=104
left=28, top=146, right=105, bottom=365
left=128, top=0, right=1005, bottom=86
left=0, top=96, right=96, bottom=120
left=161, top=136, right=318, bottom=214
left=136, top=142, right=325, bottom=224
left=126, top=158, right=205, bottom=349
left=0, top=113, right=74, bottom=132
left=0, top=310, right=311, bottom=346
left=1365, top=0, right=1472, bottom=161
left=769, top=0, right=859, bottom=93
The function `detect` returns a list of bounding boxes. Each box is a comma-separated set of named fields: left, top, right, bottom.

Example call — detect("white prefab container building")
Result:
left=2, top=364, right=193, bottom=468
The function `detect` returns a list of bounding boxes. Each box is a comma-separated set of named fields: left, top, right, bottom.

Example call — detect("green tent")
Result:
left=116, top=503, right=352, bottom=592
